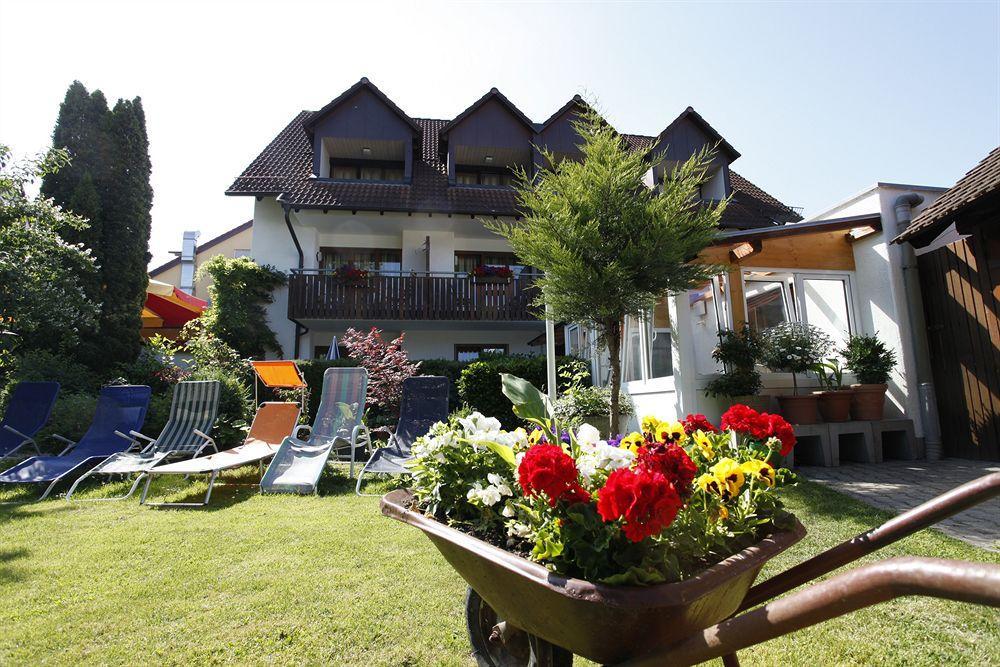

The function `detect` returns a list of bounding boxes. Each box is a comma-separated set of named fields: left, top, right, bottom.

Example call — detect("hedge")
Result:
left=458, top=355, right=586, bottom=430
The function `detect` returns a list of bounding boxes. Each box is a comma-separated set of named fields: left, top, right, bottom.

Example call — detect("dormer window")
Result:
left=455, top=169, right=514, bottom=187
left=330, top=159, right=405, bottom=182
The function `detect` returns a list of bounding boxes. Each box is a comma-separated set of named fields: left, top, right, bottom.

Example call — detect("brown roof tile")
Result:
left=895, top=146, right=1000, bottom=243
left=227, top=107, right=798, bottom=227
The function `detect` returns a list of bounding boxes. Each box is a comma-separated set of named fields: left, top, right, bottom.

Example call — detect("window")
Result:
left=455, top=344, right=508, bottom=362
left=742, top=269, right=856, bottom=354
left=233, top=248, right=251, bottom=259
left=328, top=160, right=405, bottom=182
left=320, top=247, right=402, bottom=273
left=622, top=302, right=673, bottom=383
left=454, top=169, right=514, bottom=187
left=690, top=276, right=730, bottom=375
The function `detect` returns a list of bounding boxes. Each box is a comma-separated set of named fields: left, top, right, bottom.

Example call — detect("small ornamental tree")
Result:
left=342, top=327, right=420, bottom=418
left=197, top=255, right=286, bottom=359
left=0, top=146, right=99, bottom=359
left=487, top=110, right=724, bottom=427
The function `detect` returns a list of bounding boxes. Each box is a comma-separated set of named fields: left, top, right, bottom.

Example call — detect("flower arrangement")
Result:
left=408, top=374, right=797, bottom=586
left=331, top=264, right=369, bottom=282
left=470, top=264, right=513, bottom=279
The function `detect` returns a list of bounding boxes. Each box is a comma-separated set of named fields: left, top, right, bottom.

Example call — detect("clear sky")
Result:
left=1, top=0, right=997, bottom=267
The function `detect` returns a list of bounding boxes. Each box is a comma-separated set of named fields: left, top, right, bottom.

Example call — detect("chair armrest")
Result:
left=116, top=429, right=152, bottom=452
left=129, top=430, right=157, bottom=444
left=293, top=424, right=312, bottom=440
left=51, top=433, right=76, bottom=456
left=3, top=424, right=31, bottom=441
left=192, top=429, right=218, bottom=456
left=3, top=425, right=41, bottom=454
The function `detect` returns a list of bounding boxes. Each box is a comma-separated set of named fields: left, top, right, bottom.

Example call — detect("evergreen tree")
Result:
left=40, top=83, right=153, bottom=367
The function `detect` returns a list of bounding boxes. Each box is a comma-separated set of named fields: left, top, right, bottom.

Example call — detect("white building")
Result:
left=228, top=78, right=800, bottom=362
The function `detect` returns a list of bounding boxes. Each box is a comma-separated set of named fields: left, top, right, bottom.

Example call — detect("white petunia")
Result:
left=575, top=441, right=635, bottom=484
left=459, top=412, right=502, bottom=436
left=575, top=423, right=601, bottom=446
left=502, top=504, right=515, bottom=518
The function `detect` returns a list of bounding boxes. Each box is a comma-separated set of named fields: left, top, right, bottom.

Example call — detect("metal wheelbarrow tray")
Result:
left=382, top=473, right=1000, bottom=666
left=382, top=489, right=803, bottom=664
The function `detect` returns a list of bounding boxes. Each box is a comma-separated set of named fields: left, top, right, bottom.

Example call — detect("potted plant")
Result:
left=842, top=334, right=897, bottom=420
left=704, top=326, right=769, bottom=413
left=759, top=322, right=832, bottom=424
left=393, top=375, right=802, bottom=665
left=553, top=360, right=633, bottom=436
left=331, top=264, right=369, bottom=287
left=811, top=357, right=852, bottom=422
left=471, top=264, right=513, bottom=284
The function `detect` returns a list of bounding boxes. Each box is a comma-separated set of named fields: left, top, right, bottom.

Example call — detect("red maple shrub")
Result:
left=342, top=326, right=420, bottom=418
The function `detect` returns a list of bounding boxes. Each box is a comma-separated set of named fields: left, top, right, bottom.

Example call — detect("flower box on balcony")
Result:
left=471, top=265, right=513, bottom=284
left=330, top=265, right=370, bottom=288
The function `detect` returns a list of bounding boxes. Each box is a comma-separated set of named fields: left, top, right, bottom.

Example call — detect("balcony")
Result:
left=287, top=270, right=541, bottom=322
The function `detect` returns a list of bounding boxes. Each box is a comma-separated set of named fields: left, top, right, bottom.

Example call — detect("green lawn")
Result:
left=1, top=468, right=997, bottom=666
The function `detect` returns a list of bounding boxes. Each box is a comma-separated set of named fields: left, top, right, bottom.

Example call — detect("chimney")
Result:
left=179, top=230, right=200, bottom=294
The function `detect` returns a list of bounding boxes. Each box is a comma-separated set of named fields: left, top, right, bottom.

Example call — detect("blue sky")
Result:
left=0, top=0, right=997, bottom=266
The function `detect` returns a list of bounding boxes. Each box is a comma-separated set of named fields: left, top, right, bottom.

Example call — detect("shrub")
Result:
left=842, top=334, right=897, bottom=385
left=36, top=392, right=98, bottom=446
left=458, top=355, right=584, bottom=429
left=554, top=385, right=633, bottom=429
left=760, top=322, right=832, bottom=394
left=342, top=327, right=420, bottom=419
left=704, top=327, right=763, bottom=399
left=12, top=350, right=102, bottom=393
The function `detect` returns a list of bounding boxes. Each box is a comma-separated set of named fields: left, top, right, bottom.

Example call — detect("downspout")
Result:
left=891, top=193, right=932, bottom=447
left=283, top=204, right=309, bottom=359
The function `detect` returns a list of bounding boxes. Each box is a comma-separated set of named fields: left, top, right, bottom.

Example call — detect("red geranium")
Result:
left=720, top=404, right=771, bottom=441
left=597, top=468, right=682, bottom=542
left=765, top=413, right=796, bottom=456
left=682, top=413, right=717, bottom=435
left=636, top=443, right=697, bottom=497
left=518, top=444, right=585, bottom=506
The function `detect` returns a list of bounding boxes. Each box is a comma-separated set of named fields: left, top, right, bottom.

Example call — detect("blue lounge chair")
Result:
left=355, top=376, right=449, bottom=495
left=66, top=380, right=221, bottom=501
left=261, top=367, right=368, bottom=494
left=0, top=385, right=150, bottom=502
left=0, top=381, right=60, bottom=460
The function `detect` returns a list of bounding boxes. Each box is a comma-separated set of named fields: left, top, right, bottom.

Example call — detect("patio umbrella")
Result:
left=142, top=279, right=207, bottom=337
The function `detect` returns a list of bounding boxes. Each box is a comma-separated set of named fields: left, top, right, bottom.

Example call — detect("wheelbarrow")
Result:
left=381, top=472, right=1000, bottom=666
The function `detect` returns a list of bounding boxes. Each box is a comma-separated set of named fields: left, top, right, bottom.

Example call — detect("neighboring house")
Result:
left=226, top=77, right=800, bottom=361
left=895, top=146, right=1000, bottom=461
left=148, top=220, right=254, bottom=298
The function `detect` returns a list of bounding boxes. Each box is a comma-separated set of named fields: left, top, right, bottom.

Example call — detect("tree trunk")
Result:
left=605, top=318, right=623, bottom=434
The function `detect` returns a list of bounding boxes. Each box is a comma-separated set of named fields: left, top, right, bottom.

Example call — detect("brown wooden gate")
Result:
left=918, top=222, right=1000, bottom=460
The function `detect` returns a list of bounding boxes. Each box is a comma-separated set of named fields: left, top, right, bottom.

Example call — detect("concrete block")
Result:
left=873, top=418, right=918, bottom=461
left=791, top=423, right=833, bottom=467
left=828, top=421, right=876, bottom=464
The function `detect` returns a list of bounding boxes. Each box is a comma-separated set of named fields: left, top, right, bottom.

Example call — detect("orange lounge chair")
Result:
left=140, top=402, right=301, bottom=507
left=251, top=360, right=307, bottom=409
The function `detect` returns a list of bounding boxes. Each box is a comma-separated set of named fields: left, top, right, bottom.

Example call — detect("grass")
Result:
left=0, top=467, right=997, bottom=666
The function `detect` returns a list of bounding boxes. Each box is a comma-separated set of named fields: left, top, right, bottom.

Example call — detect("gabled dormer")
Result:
left=534, top=95, right=596, bottom=167
left=304, top=77, right=420, bottom=183
left=441, top=88, right=536, bottom=187
left=646, top=107, right=740, bottom=200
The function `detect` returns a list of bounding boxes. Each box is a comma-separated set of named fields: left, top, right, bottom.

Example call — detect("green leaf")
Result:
left=501, top=373, right=553, bottom=424
left=482, top=440, right=517, bottom=468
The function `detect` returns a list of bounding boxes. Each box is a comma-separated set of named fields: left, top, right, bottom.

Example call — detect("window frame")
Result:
left=454, top=343, right=509, bottom=362
left=327, top=158, right=407, bottom=183
left=319, top=247, right=403, bottom=272
left=740, top=266, right=858, bottom=338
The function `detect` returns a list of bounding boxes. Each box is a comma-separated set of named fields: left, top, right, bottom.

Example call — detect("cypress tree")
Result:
left=41, top=83, right=153, bottom=368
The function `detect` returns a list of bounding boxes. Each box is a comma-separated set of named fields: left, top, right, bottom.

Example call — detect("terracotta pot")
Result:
left=851, top=383, right=888, bottom=420
left=776, top=394, right=820, bottom=424
left=814, top=389, right=853, bottom=422
left=382, top=489, right=804, bottom=665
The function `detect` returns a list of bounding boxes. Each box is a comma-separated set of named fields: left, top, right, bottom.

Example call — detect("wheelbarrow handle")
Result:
left=622, top=557, right=1000, bottom=667
left=738, top=471, right=1000, bottom=611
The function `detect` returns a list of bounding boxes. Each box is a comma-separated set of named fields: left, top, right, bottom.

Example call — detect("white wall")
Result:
left=300, top=325, right=541, bottom=360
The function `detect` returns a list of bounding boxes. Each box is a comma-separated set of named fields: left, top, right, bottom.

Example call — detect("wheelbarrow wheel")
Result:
left=465, top=587, right=573, bottom=667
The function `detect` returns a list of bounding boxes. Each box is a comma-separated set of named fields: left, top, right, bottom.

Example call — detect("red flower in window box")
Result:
left=331, top=264, right=369, bottom=285
left=471, top=264, right=513, bottom=281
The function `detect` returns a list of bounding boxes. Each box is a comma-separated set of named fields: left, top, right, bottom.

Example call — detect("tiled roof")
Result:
left=227, top=110, right=799, bottom=226
left=895, top=146, right=1000, bottom=243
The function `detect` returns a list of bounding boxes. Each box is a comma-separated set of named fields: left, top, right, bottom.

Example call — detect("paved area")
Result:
left=796, top=459, right=999, bottom=551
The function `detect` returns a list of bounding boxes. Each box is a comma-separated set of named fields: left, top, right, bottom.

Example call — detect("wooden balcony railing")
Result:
left=287, top=270, right=541, bottom=322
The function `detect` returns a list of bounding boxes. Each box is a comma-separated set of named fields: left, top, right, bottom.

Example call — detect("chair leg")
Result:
left=37, top=478, right=61, bottom=502
left=139, top=474, right=154, bottom=505
left=203, top=470, right=218, bottom=505
left=64, top=468, right=94, bottom=502
left=71, top=472, right=148, bottom=502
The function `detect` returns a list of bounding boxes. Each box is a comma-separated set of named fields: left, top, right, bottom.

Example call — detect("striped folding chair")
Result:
left=261, top=367, right=369, bottom=494
left=66, top=380, right=221, bottom=501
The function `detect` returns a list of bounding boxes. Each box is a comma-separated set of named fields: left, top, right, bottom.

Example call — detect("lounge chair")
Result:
left=139, top=401, right=300, bottom=507
left=251, top=360, right=307, bottom=410
left=261, top=367, right=368, bottom=494
left=0, top=385, right=151, bottom=502
left=355, top=376, right=449, bottom=495
left=65, top=380, right=221, bottom=501
left=0, top=381, right=60, bottom=460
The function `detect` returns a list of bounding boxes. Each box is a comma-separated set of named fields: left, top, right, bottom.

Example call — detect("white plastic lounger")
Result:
left=140, top=402, right=300, bottom=507
left=261, top=367, right=368, bottom=495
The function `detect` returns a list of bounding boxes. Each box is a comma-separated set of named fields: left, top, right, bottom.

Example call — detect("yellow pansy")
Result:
left=710, top=458, right=745, bottom=498
left=619, top=432, right=645, bottom=454
left=528, top=428, right=547, bottom=446
left=740, top=459, right=776, bottom=487
left=697, top=473, right=724, bottom=496
left=692, top=429, right=714, bottom=459
left=640, top=415, right=662, bottom=437
left=656, top=421, right=686, bottom=444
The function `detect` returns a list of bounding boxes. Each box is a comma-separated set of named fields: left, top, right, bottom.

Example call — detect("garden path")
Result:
left=796, top=458, right=1000, bottom=551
